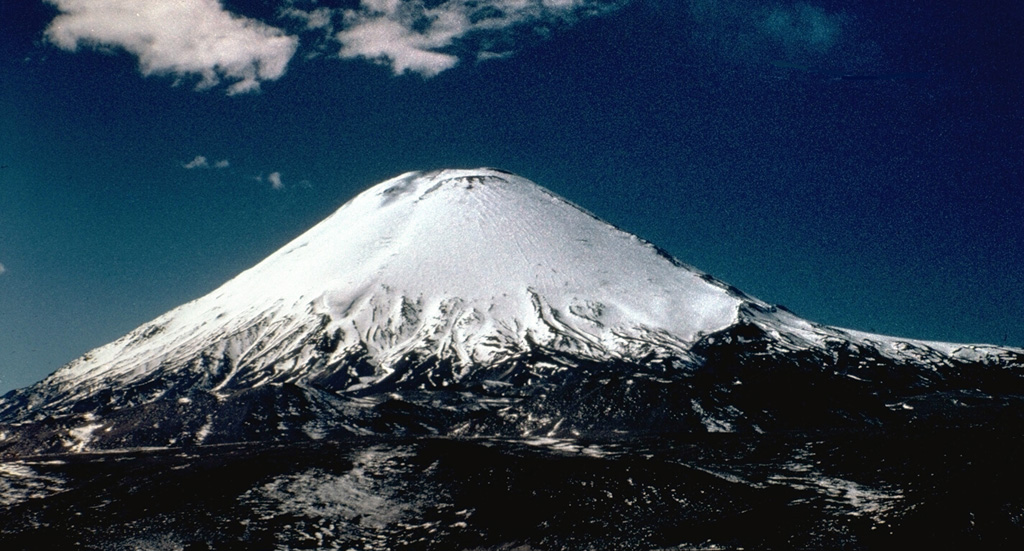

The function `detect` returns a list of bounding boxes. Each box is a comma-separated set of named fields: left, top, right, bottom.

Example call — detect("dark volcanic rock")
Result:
left=3, top=432, right=1024, bottom=550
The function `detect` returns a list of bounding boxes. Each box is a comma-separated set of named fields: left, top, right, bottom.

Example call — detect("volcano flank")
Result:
left=2, top=169, right=1023, bottom=549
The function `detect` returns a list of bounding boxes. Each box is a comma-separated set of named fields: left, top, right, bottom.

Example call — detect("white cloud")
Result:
left=331, top=0, right=628, bottom=77
left=336, top=14, right=460, bottom=77
left=41, top=0, right=629, bottom=89
left=184, top=155, right=230, bottom=169
left=45, top=0, right=299, bottom=94
left=0, top=263, right=6, bottom=276
left=183, top=155, right=209, bottom=169
left=268, top=172, right=284, bottom=190
left=282, top=6, right=334, bottom=31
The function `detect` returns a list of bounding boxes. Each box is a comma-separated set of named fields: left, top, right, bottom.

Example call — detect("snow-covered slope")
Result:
left=1, top=168, right=1022, bottom=453
left=30, top=168, right=741, bottom=398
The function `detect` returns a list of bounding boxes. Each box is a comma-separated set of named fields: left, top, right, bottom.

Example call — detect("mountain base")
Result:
left=2, top=427, right=1023, bottom=550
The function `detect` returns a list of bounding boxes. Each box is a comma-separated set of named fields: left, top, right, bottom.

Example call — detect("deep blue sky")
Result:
left=1, top=1, right=1022, bottom=393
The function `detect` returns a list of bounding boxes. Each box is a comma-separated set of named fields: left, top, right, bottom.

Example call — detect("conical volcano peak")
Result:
left=2, top=168, right=1023, bottom=460
left=35, top=168, right=744, bottom=395
left=237, top=167, right=743, bottom=332
left=263, top=167, right=742, bottom=355
left=4, top=174, right=1024, bottom=550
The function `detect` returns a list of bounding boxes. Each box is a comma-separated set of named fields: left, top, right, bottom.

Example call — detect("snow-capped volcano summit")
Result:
left=33, top=168, right=742, bottom=395
left=1, top=169, right=1022, bottom=454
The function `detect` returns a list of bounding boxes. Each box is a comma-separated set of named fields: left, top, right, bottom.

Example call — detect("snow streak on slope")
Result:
left=38, top=169, right=741, bottom=400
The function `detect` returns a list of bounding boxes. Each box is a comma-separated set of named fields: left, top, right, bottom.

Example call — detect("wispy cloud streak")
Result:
left=183, top=156, right=230, bottom=169
left=328, top=0, right=628, bottom=76
left=685, top=0, right=854, bottom=66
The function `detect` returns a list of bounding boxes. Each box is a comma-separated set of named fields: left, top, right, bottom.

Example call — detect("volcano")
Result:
left=2, top=169, right=1023, bottom=549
